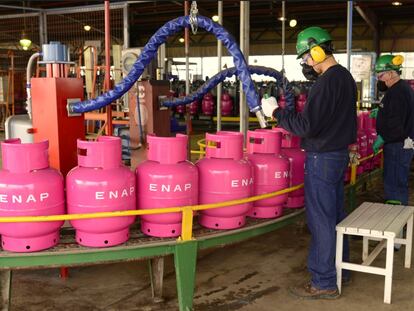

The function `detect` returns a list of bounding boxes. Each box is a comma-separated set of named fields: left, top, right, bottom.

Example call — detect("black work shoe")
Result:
left=289, top=281, right=340, bottom=300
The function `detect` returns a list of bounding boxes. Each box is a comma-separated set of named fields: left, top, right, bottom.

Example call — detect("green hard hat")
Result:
left=375, top=54, right=404, bottom=73
left=296, top=26, right=332, bottom=59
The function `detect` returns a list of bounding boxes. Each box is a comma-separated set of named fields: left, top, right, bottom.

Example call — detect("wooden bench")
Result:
left=336, top=202, right=414, bottom=304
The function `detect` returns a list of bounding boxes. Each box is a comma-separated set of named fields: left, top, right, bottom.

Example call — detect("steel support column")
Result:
left=281, top=1, right=286, bottom=72
left=216, top=0, right=223, bottom=131
left=104, top=0, right=113, bottom=135
left=39, top=12, right=48, bottom=46
left=239, top=1, right=250, bottom=141
left=184, top=1, right=192, bottom=140
left=346, top=1, right=353, bottom=70
left=123, top=3, right=130, bottom=49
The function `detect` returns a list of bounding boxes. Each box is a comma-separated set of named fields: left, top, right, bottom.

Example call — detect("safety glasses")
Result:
left=376, top=71, right=388, bottom=80
left=300, top=53, right=311, bottom=65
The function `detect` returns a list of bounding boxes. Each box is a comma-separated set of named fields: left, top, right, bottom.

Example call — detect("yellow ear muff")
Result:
left=392, top=55, right=404, bottom=66
left=310, top=45, right=326, bottom=63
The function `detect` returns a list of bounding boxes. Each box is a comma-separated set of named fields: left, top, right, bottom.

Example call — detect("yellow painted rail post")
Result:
left=180, top=207, right=194, bottom=241
left=350, top=163, right=357, bottom=185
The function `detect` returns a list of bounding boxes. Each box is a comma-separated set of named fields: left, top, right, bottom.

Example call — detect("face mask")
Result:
left=301, top=63, right=319, bottom=81
left=377, top=80, right=388, bottom=92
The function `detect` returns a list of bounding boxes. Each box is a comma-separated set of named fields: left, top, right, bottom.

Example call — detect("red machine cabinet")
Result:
left=31, top=77, right=85, bottom=176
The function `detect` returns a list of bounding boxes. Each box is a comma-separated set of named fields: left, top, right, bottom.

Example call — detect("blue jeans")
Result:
left=305, top=149, right=350, bottom=290
left=383, top=142, right=414, bottom=205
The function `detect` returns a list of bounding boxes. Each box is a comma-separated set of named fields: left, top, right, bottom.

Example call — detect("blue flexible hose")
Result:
left=68, top=15, right=261, bottom=114
left=162, top=65, right=295, bottom=109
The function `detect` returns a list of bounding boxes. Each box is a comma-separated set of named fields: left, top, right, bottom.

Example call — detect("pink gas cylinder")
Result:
left=357, top=112, right=368, bottom=175
left=66, top=136, right=136, bottom=247
left=137, top=134, right=198, bottom=237
left=362, top=110, right=377, bottom=171
left=176, top=105, right=186, bottom=115
left=0, top=139, right=64, bottom=252
left=272, top=128, right=305, bottom=208
left=188, top=100, right=199, bottom=116
left=296, top=93, right=307, bottom=112
left=202, top=93, right=214, bottom=116
left=246, top=130, right=289, bottom=218
left=221, top=93, right=233, bottom=116
left=197, top=131, right=253, bottom=229
left=273, top=126, right=301, bottom=149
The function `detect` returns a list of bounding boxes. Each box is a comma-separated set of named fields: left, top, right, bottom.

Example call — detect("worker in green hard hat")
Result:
left=371, top=54, right=414, bottom=206
left=261, top=26, right=357, bottom=299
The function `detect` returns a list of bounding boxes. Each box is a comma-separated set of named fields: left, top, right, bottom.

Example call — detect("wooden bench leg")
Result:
left=336, top=231, right=344, bottom=293
left=405, top=215, right=413, bottom=269
left=0, top=270, right=11, bottom=311
left=149, top=257, right=165, bottom=303
left=384, top=238, right=394, bottom=304
left=363, top=236, right=369, bottom=261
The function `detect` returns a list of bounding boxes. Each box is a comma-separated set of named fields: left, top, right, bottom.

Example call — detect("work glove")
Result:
left=348, top=144, right=360, bottom=165
left=373, top=135, right=384, bottom=154
left=261, top=95, right=278, bottom=118
left=369, top=108, right=378, bottom=119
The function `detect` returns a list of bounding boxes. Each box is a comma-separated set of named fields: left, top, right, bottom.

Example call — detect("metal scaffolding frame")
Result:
left=0, top=2, right=130, bottom=50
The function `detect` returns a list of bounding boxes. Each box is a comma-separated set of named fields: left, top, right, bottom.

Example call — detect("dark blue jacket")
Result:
left=376, top=79, right=414, bottom=143
left=274, top=64, right=357, bottom=152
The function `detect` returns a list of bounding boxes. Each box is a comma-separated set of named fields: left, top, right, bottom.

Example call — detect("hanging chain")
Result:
left=189, top=1, right=199, bottom=35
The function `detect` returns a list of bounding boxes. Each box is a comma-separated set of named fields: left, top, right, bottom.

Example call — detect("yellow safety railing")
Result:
left=0, top=184, right=304, bottom=241
left=0, top=144, right=381, bottom=242
left=195, top=138, right=206, bottom=159
left=349, top=150, right=383, bottom=185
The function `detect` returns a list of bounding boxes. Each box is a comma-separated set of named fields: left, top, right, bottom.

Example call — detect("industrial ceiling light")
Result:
left=392, top=1, right=402, bottom=5
left=289, top=19, right=297, bottom=27
left=179, top=37, right=185, bottom=43
left=212, top=15, right=219, bottom=22
left=19, top=1, right=31, bottom=50
left=84, top=25, right=91, bottom=31
left=19, top=30, right=31, bottom=50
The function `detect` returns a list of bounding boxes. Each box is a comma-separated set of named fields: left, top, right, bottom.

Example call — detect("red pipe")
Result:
left=52, top=63, right=60, bottom=78
left=104, top=0, right=113, bottom=135
left=46, top=64, right=52, bottom=77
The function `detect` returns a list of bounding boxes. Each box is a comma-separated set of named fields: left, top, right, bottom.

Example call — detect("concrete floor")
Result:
left=9, top=177, right=414, bottom=311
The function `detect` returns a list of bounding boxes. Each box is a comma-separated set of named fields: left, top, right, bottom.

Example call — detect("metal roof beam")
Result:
left=0, top=4, right=42, bottom=12
left=355, top=4, right=377, bottom=32
left=355, top=3, right=379, bottom=55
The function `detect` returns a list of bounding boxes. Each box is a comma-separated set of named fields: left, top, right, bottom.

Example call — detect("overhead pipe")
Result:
left=68, top=15, right=268, bottom=128
left=26, top=52, right=42, bottom=119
